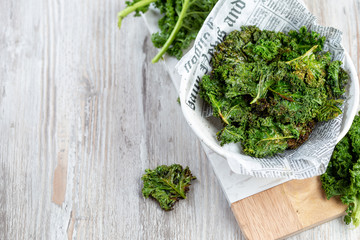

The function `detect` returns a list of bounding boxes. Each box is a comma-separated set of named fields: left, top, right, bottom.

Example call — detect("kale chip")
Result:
left=142, top=164, right=196, bottom=211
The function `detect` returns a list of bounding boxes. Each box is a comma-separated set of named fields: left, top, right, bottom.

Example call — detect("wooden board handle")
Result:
left=231, top=177, right=347, bottom=240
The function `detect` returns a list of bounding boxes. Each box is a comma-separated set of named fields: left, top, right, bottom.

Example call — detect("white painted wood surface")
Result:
left=0, top=0, right=359, bottom=239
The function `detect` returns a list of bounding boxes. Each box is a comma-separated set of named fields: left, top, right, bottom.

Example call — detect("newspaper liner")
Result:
left=174, top=0, right=359, bottom=179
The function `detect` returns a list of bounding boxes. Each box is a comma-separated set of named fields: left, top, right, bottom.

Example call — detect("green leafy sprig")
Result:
left=118, top=0, right=218, bottom=63
left=321, top=113, right=360, bottom=227
left=142, top=164, right=196, bottom=211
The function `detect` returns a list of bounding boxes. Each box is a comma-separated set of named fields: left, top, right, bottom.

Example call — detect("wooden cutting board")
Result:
left=231, top=176, right=347, bottom=240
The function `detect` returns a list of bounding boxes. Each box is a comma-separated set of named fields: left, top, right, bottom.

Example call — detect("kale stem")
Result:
left=162, top=179, right=187, bottom=199
left=250, top=73, right=265, bottom=104
left=257, top=136, right=295, bottom=144
left=151, top=0, right=191, bottom=63
left=269, top=88, right=294, bottom=102
left=219, top=112, right=229, bottom=125
left=286, top=45, right=318, bottom=64
left=351, top=196, right=360, bottom=228
left=117, top=0, right=157, bottom=29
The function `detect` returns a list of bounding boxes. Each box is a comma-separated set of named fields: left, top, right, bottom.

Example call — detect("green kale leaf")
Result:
left=242, top=117, right=295, bottom=158
left=327, top=60, right=348, bottom=98
left=118, top=0, right=218, bottom=62
left=142, top=164, right=196, bottom=211
left=321, top=113, right=360, bottom=227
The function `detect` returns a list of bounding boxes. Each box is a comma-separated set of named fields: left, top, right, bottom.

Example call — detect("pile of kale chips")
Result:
left=321, top=113, right=360, bottom=227
left=200, top=26, right=348, bottom=158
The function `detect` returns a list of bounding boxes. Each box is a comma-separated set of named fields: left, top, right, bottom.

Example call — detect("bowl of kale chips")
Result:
left=189, top=26, right=359, bottom=164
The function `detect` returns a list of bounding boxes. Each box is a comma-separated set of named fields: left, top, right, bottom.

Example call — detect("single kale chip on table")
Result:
left=142, top=164, right=196, bottom=211
left=199, top=26, right=348, bottom=158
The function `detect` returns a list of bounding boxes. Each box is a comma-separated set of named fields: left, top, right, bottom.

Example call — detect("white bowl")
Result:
left=179, top=50, right=359, bottom=178
left=335, top=51, right=360, bottom=143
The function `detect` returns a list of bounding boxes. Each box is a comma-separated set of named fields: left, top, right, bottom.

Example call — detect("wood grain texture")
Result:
left=231, top=177, right=348, bottom=240
left=0, top=0, right=359, bottom=239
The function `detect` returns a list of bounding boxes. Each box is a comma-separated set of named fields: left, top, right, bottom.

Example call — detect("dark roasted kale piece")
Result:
left=142, top=164, right=196, bottom=211
left=321, top=113, right=360, bottom=227
left=199, top=26, right=348, bottom=158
